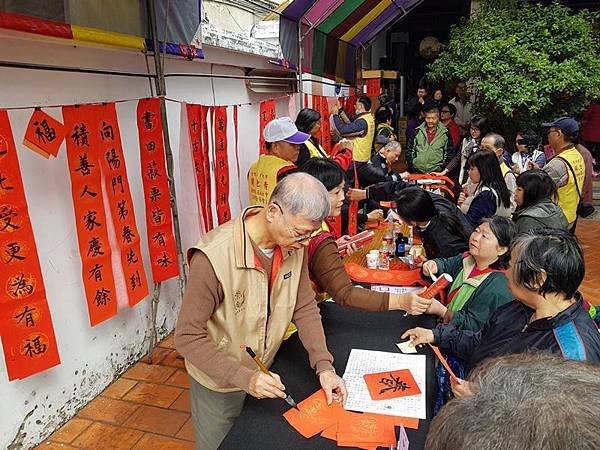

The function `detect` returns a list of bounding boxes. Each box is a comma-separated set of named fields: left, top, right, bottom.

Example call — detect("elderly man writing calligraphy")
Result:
left=175, top=173, right=347, bottom=449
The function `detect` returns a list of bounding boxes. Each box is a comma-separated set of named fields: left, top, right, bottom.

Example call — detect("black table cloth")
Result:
left=220, top=302, right=438, bottom=449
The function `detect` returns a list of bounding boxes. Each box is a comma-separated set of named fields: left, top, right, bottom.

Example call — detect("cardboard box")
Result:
left=361, top=70, right=383, bottom=79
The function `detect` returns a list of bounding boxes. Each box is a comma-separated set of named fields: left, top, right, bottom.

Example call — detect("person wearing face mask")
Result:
left=330, top=96, right=375, bottom=165
left=297, top=158, right=432, bottom=314
left=394, top=187, right=473, bottom=259
left=248, top=117, right=309, bottom=206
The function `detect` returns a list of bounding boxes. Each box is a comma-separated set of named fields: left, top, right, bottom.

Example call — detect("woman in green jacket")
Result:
left=423, top=215, right=517, bottom=332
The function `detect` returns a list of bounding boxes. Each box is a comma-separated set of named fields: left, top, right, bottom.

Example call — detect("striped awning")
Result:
left=279, top=0, right=423, bottom=84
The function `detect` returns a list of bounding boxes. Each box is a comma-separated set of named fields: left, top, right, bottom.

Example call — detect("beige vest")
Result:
left=185, top=207, right=305, bottom=392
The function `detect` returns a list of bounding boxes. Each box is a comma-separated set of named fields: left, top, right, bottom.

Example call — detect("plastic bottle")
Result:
left=395, top=233, right=406, bottom=257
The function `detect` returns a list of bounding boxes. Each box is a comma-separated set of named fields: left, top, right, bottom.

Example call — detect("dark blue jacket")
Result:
left=433, top=296, right=600, bottom=373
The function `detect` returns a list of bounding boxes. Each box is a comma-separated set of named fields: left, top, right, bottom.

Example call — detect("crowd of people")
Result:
left=174, top=83, right=600, bottom=449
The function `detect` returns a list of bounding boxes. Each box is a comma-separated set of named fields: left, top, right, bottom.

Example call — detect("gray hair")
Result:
left=269, top=172, right=330, bottom=222
left=384, top=141, right=402, bottom=152
left=425, top=352, right=600, bottom=450
left=484, top=132, right=506, bottom=150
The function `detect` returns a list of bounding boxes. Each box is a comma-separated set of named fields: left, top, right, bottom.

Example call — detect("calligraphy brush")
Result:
left=242, top=344, right=299, bottom=409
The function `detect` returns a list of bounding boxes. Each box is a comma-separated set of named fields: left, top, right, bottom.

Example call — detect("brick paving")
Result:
left=34, top=218, right=599, bottom=449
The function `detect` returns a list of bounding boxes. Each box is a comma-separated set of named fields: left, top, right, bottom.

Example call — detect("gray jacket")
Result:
left=512, top=200, right=568, bottom=233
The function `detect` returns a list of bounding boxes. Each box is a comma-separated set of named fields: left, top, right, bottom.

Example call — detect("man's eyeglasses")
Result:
left=272, top=201, right=314, bottom=244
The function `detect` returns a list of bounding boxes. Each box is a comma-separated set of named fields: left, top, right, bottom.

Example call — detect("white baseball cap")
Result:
left=263, top=117, right=310, bottom=144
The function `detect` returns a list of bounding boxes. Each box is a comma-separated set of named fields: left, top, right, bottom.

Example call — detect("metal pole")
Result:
left=147, top=0, right=187, bottom=358
left=297, top=20, right=303, bottom=109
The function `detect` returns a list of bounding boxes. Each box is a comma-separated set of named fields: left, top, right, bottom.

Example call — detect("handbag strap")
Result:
left=555, top=156, right=582, bottom=200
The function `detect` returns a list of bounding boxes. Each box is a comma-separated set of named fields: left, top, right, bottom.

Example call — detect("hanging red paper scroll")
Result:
left=22, top=109, right=66, bottom=158
left=319, top=96, right=331, bottom=155
left=0, top=110, right=61, bottom=380
left=95, top=103, right=149, bottom=306
left=186, top=104, right=213, bottom=232
left=259, top=99, right=276, bottom=155
left=312, top=96, right=323, bottom=143
left=136, top=98, right=179, bottom=283
left=347, top=163, right=360, bottom=236
left=201, top=106, right=214, bottom=230
left=63, top=105, right=118, bottom=326
left=366, top=79, right=381, bottom=97
left=213, top=106, right=231, bottom=224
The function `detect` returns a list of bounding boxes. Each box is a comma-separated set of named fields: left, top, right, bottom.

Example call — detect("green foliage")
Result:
left=428, top=0, right=600, bottom=135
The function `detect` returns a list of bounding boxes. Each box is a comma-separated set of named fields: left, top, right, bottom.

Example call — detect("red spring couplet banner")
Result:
left=312, top=95, right=323, bottom=143
left=201, top=106, right=213, bottom=230
left=22, top=109, right=67, bottom=158
left=95, top=103, right=149, bottom=306
left=186, top=104, right=213, bottom=232
left=319, top=96, right=331, bottom=154
left=213, top=106, right=231, bottom=224
left=0, top=110, right=61, bottom=380
left=63, top=105, right=119, bottom=326
left=366, top=79, right=381, bottom=97
left=136, top=98, right=180, bottom=283
left=259, top=99, right=276, bottom=155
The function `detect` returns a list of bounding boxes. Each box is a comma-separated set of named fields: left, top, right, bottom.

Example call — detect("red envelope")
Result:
left=430, top=344, right=458, bottom=381
left=283, top=389, right=344, bottom=438
left=336, top=411, right=397, bottom=447
left=363, top=369, right=421, bottom=400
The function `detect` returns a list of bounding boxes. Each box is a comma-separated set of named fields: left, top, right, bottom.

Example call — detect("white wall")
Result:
left=0, top=30, right=290, bottom=449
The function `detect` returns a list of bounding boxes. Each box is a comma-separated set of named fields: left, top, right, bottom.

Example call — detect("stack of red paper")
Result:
left=284, top=390, right=418, bottom=449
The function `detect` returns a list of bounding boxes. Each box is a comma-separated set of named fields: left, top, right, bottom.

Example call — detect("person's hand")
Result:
left=418, top=97, right=425, bottom=104
left=399, top=171, right=410, bottom=180
left=319, top=370, right=347, bottom=406
left=431, top=169, right=448, bottom=177
left=336, top=235, right=359, bottom=256
left=400, top=327, right=435, bottom=347
left=330, top=101, right=342, bottom=116
left=395, top=289, right=433, bottom=314
left=422, top=260, right=438, bottom=277
left=248, top=371, right=287, bottom=399
left=425, top=298, right=448, bottom=318
left=528, top=161, right=539, bottom=170
left=457, top=191, right=467, bottom=206
left=451, top=378, right=474, bottom=399
left=366, top=209, right=384, bottom=222
left=347, top=188, right=366, bottom=202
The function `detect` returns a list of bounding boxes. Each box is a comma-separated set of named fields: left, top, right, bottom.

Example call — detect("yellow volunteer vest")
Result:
left=248, top=155, right=295, bottom=206
left=186, top=207, right=305, bottom=392
left=500, top=161, right=511, bottom=177
left=556, top=147, right=585, bottom=224
left=305, top=139, right=328, bottom=158
left=352, top=113, right=375, bottom=163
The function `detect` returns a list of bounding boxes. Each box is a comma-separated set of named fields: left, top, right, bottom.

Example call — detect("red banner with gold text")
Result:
left=213, top=106, right=231, bottom=224
left=259, top=100, right=276, bottom=155
left=0, top=110, right=61, bottom=380
left=136, top=98, right=179, bottom=283
left=63, top=105, right=118, bottom=326
left=95, top=103, right=149, bottom=306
